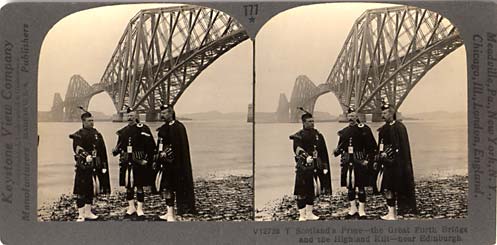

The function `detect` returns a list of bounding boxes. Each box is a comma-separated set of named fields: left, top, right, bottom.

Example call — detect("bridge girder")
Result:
left=290, top=6, right=463, bottom=121
left=57, top=6, right=248, bottom=121
left=63, top=75, right=94, bottom=121
left=100, top=6, right=249, bottom=113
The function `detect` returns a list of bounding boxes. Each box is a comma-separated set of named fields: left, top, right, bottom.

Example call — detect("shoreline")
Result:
left=38, top=175, right=253, bottom=222
left=256, top=175, right=468, bottom=221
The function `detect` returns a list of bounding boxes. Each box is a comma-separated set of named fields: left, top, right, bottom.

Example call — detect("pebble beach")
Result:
left=256, top=175, right=468, bottom=221
left=38, top=175, right=253, bottom=222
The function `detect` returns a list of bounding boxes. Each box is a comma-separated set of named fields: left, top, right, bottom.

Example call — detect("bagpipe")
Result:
left=340, top=151, right=369, bottom=167
left=73, top=147, right=104, bottom=195
left=113, top=137, right=151, bottom=167
left=375, top=145, right=396, bottom=168
left=74, top=148, right=101, bottom=171
left=71, top=134, right=103, bottom=171
left=295, top=150, right=314, bottom=171
left=156, top=137, right=174, bottom=164
left=334, top=141, right=369, bottom=167
left=294, top=148, right=326, bottom=172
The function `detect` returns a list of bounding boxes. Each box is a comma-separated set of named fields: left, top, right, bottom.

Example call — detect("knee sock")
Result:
left=137, top=190, right=144, bottom=202
left=126, top=188, right=134, bottom=201
left=386, top=198, right=396, bottom=207
left=305, top=195, right=314, bottom=206
left=358, top=188, right=366, bottom=203
left=76, top=196, right=85, bottom=208
left=166, top=192, right=175, bottom=206
left=297, top=198, right=306, bottom=209
left=348, top=189, right=356, bottom=201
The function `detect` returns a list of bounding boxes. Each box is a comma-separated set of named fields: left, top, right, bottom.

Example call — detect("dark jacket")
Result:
left=156, top=120, right=196, bottom=215
left=69, top=127, right=110, bottom=195
left=378, top=120, right=417, bottom=214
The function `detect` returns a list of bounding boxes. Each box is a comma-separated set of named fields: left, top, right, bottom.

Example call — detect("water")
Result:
left=254, top=119, right=468, bottom=210
left=38, top=118, right=468, bottom=211
left=38, top=120, right=252, bottom=207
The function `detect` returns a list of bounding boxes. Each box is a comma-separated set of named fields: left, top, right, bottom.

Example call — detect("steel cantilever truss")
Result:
left=289, top=75, right=334, bottom=121
left=290, top=6, right=463, bottom=120
left=63, top=75, right=104, bottom=120
left=59, top=6, right=248, bottom=121
left=100, top=6, right=248, bottom=113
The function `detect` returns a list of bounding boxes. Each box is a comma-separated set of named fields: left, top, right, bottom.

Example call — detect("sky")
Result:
left=38, top=3, right=467, bottom=115
left=37, top=3, right=253, bottom=115
left=255, top=3, right=467, bottom=115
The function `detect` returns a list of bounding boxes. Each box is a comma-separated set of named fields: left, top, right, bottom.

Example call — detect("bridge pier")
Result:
left=146, top=112, right=160, bottom=122
left=371, top=111, right=403, bottom=122
left=112, top=113, right=124, bottom=122
left=247, top=104, right=254, bottom=123
left=338, top=113, right=366, bottom=123
left=338, top=114, right=347, bottom=122
left=372, top=112, right=383, bottom=122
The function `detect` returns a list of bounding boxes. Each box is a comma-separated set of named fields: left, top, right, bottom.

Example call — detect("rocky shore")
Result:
left=38, top=175, right=253, bottom=222
left=256, top=175, right=468, bottom=221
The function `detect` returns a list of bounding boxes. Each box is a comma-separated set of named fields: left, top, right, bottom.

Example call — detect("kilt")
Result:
left=73, top=168, right=94, bottom=197
left=119, top=163, right=150, bottom=188
left=155, top=159, right=179, bottom=192
left=340, top=163, right=369, bottom=188
left=119, top=151, right=153, bottom=188
left=293, top=169, right=315, bottom=197
left=379, top=165, right=400, bottom=192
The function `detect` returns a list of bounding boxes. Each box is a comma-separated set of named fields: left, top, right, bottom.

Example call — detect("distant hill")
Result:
left=180, top=111, right=246, bottom=121
left=313, top=111, right=338, bottom=122
left=405, top=111, right=467, bottom=120
left=38, top=110, right=112, bottom=122
left=254, top=111, right=337, bottom=123
left=38, top=109, right=466, bottom=123
left=89, top=111, right=113, bottom=121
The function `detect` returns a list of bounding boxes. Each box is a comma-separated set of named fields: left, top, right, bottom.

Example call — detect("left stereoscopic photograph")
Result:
left=37, top=3, right=253, bottom=222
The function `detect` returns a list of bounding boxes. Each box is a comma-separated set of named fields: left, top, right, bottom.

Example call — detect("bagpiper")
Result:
left=154, top=104, right=196, bottom=221
left=289, top=110, right=331, bottom=221
left=69, top=107, right=110, bottom=222
left=376, top=102, right=417, bottom=220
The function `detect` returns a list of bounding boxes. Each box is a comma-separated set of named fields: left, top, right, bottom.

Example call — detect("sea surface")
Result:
left=38, top=120, right=252, bottom=207
left=254, top=119, right=468, bottom=211
left=38, top=118, right=468, bottom=211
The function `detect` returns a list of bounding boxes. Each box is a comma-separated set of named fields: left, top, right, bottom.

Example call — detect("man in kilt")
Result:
left=113, top=107, right=156, bottom=219
left=69, top=110, right=110, bottom=222
left=376, top=102, right=417, bottom=220
left=289, top=111, right=331, bottom=221
left=154, top=105, right=195, bottom=221
left=333, top=107, right=377, bottom=219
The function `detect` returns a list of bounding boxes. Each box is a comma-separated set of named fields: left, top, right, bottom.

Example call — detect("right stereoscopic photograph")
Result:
left=254, top=3, right=468, bottom=221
